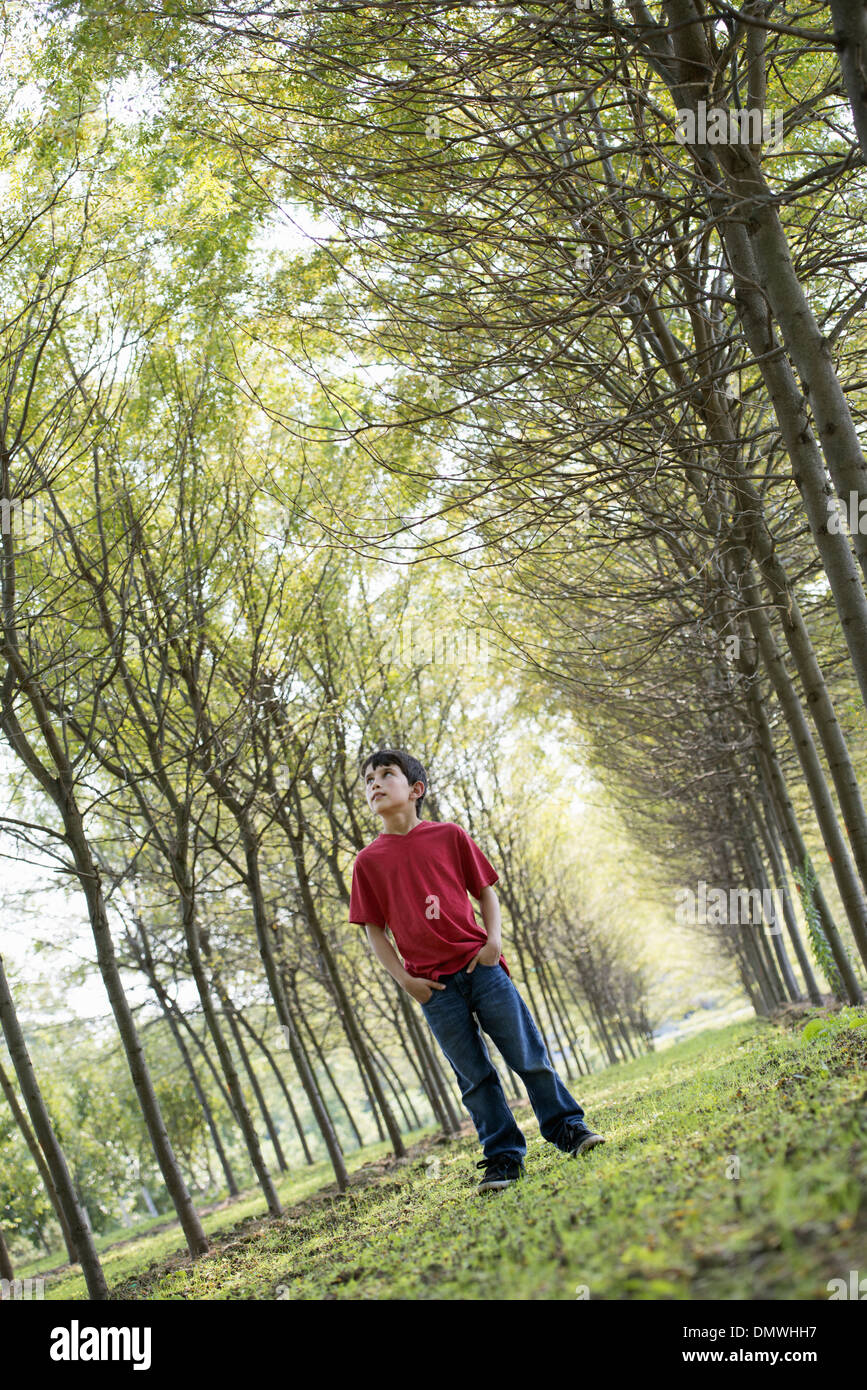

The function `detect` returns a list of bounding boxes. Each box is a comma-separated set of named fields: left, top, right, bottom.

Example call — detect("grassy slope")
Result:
left=42, top=1010, right=867, bottom=1301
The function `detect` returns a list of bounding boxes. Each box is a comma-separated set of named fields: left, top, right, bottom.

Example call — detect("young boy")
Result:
left=349, top=747, right=605, bottom=1192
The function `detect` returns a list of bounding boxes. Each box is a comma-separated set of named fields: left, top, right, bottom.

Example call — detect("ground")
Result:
left=29, top=1008, right=867, bottom=1301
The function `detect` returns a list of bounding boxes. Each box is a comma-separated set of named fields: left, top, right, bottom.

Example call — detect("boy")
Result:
left=349, top=747, right=605, bottom=1192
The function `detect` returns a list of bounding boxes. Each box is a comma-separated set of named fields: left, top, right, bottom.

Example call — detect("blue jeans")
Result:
left=420, top=962, right=586, bottom=1162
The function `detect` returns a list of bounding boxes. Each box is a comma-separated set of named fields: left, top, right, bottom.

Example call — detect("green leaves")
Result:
left=802, top=1017, right=832, bottom=1042
left=802, top=1005, right=867, bottom=1045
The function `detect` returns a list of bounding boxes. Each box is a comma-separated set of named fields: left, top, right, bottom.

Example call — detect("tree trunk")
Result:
left=401, top=989, right=462, bottom=1132
left=740, top=828, right=801, bottom=1002
left=129, top=925, right=240, bottom=1197
left=234, top=1010, right=315, bottom=1164
left=719, top=216, right=867, bottom=701
left=61, top=812, right=208, bottom=1258
left=175, top=879, right=282, bottom=1214
left=0, top=1057, right=78, bottom=1263
left=355, top=1008, right=424, bottom=1129
left=0, top=1224, right=14, bottom=1283
left=749, top=792, right=823, bottom=1005
left=0, top=685, right=208, bottom=1258
left=220, top=994, right=288, bottom=1173
left=744, top=676, right=862, bottom=1000
left=745, top=591, right=867, bottom=970
left=0, top=955, right=107, bottom=1299
left=240, top=831, right=348, bottom=1190
left=830, top=0, right=867, bottom=167
left=293, top=989, right=366, bottom=1146
left=663, top=0, right=867, bottom=583
left=282, top=811, right=406, bottom=1156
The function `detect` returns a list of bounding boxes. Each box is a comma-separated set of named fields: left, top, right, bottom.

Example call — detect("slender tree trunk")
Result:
left=745, top=677, right=864, bottom=1001
left=762, top=758, right=856, bottom=1002
left=129, top=927, right=240, bottom=1197
left=234, top=1010, right=315, bottom=1164
left=0, top=1057, right=78, bottom=1263
left=735, top=840, right=789, bottom=1008
left=240, top=831, right=348, bottom=1189
left=276, top=970, right=347, bottom=1186
left=581, top=984, right=620, bottom=1066
left=0, top=707, right=208, bottom=1257
left=62, top=814, right=208, bottom=1257
left=379, top=1054, right=422, bottom=1129
left=741, top=931, right=773, bottom=1015
left=830, top=0, right=867, bottom=167
left=750, top=792, right=823, bottom=1005
left=173, top=1011, right=237, bottom=1120
left=733, top=931, right=767, bottom=1016
left=281, top=810, right=406, bottom=1156
left=170, top=648, right=347, bottom=1189
left=353, top=1005, right=424, bottom=1128
left=540, top=960, right=588, bottom=1076
left=175, top=879, right=282, bottom=1214
left=0, top=955, right=107, bottom=1299
left=293, top=987, right=366, bottom=1146
left=718, top=216, right=867, bottom=697
left=401, top=990, right=462, bottom=1132
left=522, top=932, right=571, bottom=1071
left=219, top=995, right=288, bottom=1174
left=557, top=990, right=596, bottom=1074
left=663, top=0, right=867, bottom=585
left=392, top=991, right=453, bottom=1132
left=616, top=1019, right=638, bottom=1060
left=0, top=1224, right=14, bottom=1283
left=168, top=1017, right=239, bottom=1196
left=745, top=593, right=867, bottom=969
left=740, top=828, right=801, bottom=1002
left=720, top=838, right=771, bottom=1012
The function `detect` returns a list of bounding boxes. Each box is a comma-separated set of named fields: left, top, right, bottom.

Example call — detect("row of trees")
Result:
left=0, top=6, right=654, bottom=1297
left=136, top=0, right=867, bottom=1008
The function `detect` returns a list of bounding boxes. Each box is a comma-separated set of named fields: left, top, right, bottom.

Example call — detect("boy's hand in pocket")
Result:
left=467, top=941, right=500, bottom=973
left=406, top=976, right=446, bottom=1004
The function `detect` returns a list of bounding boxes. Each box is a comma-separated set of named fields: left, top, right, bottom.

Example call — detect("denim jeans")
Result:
left=420, top=962, right=587, bottom=1162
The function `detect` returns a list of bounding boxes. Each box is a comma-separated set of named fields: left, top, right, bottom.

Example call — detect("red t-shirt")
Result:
left=349, top=819, right=510, bottom=979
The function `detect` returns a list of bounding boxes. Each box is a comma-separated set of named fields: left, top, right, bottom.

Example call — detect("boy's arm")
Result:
left=466, top=884, right=503, bottom=973
left=363, top=924, right=446, bottom=1003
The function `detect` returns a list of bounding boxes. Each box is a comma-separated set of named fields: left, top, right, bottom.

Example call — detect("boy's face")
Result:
left=363, top=761, right=423, bottom=818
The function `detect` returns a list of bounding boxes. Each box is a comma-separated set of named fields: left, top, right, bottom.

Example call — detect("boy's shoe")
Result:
left=475, top=1155, right=524, bottom=1192
left=566, top=1125, right=606, bottom=1157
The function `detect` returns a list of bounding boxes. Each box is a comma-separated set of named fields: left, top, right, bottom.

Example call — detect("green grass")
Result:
left=37, top=1009, right=867, bottom=1300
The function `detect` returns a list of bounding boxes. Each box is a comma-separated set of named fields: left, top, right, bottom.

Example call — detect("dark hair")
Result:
left=361, top=748, right=428, bottom=819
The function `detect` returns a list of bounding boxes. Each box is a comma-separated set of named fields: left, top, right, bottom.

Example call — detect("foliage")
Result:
left=793, top=859, right=851, bottom=1001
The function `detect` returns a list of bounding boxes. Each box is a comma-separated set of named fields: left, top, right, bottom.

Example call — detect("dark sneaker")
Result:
left=566, top=1125, right=606, bottom=1157
left=475, top=1155, right=524, bottom=1192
